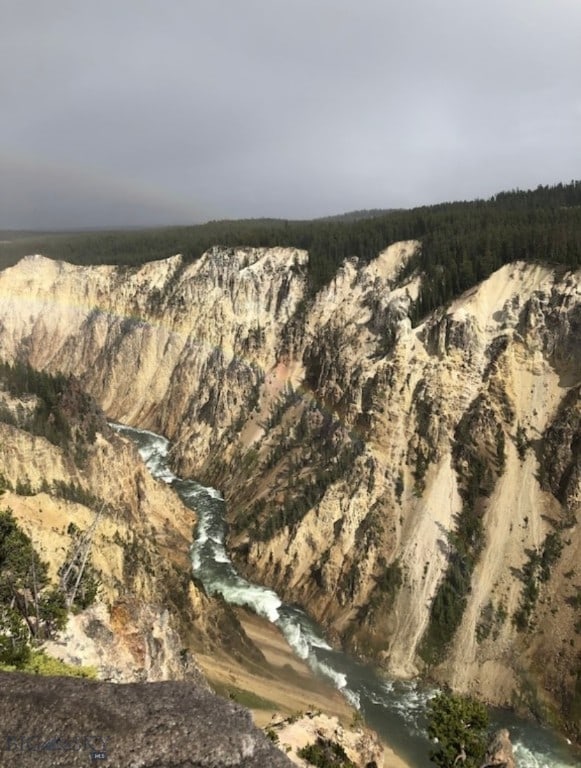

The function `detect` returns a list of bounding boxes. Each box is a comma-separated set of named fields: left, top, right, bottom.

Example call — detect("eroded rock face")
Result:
left=0, top=387, right=253, bottom=685
left=0, top=246, right=579, bottom=735
left=267, top=712, right=384, bottom=767
left=481, top=729, right=516, bottom=768
left=0, top=672, right=293, bottom=768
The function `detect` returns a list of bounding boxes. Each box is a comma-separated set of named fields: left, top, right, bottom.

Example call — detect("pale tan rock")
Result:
left=481, top=729, right=516, bottom=768
left=267, top=712, right=384, bottom=768
left=0, top=247, right=579, bottom=733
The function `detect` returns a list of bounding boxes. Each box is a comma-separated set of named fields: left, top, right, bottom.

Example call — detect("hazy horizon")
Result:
left=1, top=177, right=577, bottom=236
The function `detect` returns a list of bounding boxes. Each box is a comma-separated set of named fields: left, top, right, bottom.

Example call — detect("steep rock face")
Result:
left=0, top=389, right=251, bottom=684
left=0, top=246, right=579, bottom=737
left=0, top=672, right=293, bottom=768
left=0, top=249, right=306, bottom=472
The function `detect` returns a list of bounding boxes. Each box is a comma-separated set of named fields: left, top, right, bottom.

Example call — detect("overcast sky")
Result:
left=1, top=0, right=580, bottom=228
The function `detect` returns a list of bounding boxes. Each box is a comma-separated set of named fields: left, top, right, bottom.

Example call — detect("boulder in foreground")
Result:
left=0, top=672, right=293, bottom=767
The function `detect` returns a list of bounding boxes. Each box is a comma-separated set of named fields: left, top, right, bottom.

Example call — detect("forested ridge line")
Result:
left=1, top=180, right=580, bottom=316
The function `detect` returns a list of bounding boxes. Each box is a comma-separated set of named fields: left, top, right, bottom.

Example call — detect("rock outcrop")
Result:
left=480, top=729, right=516, bottom=768
left=266, top=711, right=384, bottom=767
left=0, top=246, right=579, bottom=738
left=0, top=672, right=293, bottom=768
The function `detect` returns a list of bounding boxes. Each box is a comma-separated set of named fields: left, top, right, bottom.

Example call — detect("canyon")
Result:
left=0, top=244, right=579, bottom=743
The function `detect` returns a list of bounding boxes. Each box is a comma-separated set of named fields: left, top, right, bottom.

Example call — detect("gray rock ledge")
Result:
left=0, top=672, right=293, bottom=767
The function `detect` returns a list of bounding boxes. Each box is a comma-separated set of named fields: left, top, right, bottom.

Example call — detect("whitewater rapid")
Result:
left=112, top=423, right=580, bottom=768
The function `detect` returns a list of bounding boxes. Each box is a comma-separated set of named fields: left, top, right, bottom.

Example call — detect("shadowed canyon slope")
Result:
left=0, top=245, right=579, bottom=738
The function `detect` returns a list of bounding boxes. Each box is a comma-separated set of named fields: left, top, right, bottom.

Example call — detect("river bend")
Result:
left=112, top=423, right=579, bottom=768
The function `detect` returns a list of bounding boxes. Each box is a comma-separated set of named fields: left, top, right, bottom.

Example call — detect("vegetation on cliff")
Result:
left=0, top=506, right=101, bottom=670
left=0, top=364, right=107, bottom=668
left=421, top=395, right=503, bottom=664
left=298, top=738, right=358, bottom=767
left=1, top=180, right=580, bottom=307
left=0, top=360, right=105, bottom=465
left=427, top=692, right=489, bottom=768
left=231, top=399, right=364, bottom=542
left=0, top=508, right=64, bottom=665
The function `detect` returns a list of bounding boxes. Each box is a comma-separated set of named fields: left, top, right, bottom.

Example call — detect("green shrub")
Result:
left=298, top=737, right=356, bottom=767
left=427, top=693, right=489, bottom=768
left=515, top=423, right=528, bottom=461
left=513, top=531, right=564, bottom=632
left=0, top=649, right=97, bottom=678
left=0, top=606, right=31, bottom=666
left=0, top=508, right=72, bottom=664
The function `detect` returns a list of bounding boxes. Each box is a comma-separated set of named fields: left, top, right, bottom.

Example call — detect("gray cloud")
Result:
left=1, top=0, right=580, bottom=228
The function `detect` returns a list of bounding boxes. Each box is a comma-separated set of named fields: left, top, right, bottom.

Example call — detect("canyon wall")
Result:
left=0, top=246, right=579, bottom=738
left=0, top=385, right=255, bottom=684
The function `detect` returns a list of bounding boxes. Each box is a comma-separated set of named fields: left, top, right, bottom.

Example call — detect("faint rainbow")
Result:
left=0, top=278, right=364, bottom=443
left=0, top=149, right=222, bottom=224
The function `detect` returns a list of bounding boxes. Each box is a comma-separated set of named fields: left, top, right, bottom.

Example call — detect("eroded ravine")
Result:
left=0, top=251, right=579, bottom=731
left=114, top=422, right=580, bottom=768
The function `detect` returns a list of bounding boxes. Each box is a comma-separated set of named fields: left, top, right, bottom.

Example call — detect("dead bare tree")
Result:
left=453, top=744, right=467, bottom=766
left=30, top=540, right=41, bottom=638
left=60, top=503, right=105, bottom=609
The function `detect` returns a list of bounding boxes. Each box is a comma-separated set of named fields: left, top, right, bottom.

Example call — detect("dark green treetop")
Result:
left=427, top=692, right=490, bottom=768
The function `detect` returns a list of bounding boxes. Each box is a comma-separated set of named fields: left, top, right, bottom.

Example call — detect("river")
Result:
left=112, top=423, right=579, bottom=768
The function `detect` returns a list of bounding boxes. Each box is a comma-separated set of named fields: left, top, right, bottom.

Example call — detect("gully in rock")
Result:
left=113, top=422, right=580, bottom=768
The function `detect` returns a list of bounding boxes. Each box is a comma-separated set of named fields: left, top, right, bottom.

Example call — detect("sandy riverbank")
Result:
left=196, top=607, right=411, bottom=768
